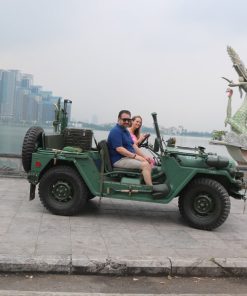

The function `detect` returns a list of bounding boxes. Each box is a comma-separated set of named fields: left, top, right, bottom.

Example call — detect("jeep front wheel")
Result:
left=178, top=178, right=230, bottom=230
left=39, top=166, right=88, bottom=216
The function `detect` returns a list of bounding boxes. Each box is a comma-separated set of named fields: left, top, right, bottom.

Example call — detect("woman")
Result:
left=128, top=115, right=155, bottom=166
left=128, top=115, right=149, bottom=146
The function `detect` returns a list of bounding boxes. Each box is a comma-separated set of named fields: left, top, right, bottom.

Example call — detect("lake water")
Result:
left=0, top=124, right=230, bottom=159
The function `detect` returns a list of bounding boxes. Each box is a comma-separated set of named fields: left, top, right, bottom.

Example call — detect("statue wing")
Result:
left=227, top=46, right=247, bottom=81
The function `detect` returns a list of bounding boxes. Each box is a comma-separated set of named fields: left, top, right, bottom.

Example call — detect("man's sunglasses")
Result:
left=121, top=118, right=131, bottom=122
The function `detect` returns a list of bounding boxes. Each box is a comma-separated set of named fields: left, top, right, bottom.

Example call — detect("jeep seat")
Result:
left=97, top=140, right=141, bottom=176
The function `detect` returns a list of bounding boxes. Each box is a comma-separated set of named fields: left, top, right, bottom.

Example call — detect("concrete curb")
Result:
left=72, top=258, right=171, bottom=275
left=168, top=257, right=247, bottom=277
left=0, top=255, right=70, bottom=274
left=1, top=256, right=247, bottom=276
left=0, top=173, right=25, bottom=178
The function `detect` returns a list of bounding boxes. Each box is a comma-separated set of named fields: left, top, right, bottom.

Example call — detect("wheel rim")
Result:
left=193, top=194, right=214, bottom=215
left=51, top=181, right=73, bottom=202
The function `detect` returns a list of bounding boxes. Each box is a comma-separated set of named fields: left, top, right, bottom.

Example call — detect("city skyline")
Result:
left=0, top=68, right=67, bottom=124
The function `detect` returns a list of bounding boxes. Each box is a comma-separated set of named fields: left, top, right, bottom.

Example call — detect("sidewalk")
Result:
left=0, top=177, right=247, bottom=277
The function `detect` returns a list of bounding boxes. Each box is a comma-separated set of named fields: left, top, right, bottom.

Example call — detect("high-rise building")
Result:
left=20, top=73, right=33, bottom=89
left=0, top=70, right=20, bottom=120
left=0, top=69, right=71, bottom=124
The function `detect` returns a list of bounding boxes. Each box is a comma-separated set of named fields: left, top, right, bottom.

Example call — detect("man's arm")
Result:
left=116, top=146, right=147, bottom=162
left=116, top=147, right=137, bottom=159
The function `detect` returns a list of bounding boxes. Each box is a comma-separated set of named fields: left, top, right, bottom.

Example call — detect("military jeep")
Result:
left=22, top=99, right=246, bottom=230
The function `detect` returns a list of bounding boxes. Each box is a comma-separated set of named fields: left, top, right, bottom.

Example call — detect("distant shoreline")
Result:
left=0, top=121, right=212, bottom=138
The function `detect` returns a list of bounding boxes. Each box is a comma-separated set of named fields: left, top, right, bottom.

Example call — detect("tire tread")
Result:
left=178, top=178, right=230, bottom=230
left=22, top=126, right=44, bottom=172
left=39, top=166, right=88, bottom=216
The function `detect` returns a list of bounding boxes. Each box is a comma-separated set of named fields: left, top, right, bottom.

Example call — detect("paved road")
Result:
left=0, top=177, right=247, bottom=276
left=0, top=274, right=247, bottom=295
left=0, top=293, right=246, bottom=296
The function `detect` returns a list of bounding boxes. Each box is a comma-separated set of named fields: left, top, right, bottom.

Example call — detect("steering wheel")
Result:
left=138, top=133, right=150, bottom=147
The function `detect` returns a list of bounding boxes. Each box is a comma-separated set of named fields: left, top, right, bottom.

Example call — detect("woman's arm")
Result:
left=133, top=143, right=152, bottom=163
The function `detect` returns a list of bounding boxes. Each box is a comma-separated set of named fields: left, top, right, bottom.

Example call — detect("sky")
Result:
left=1, top=0, right=247, bottom=132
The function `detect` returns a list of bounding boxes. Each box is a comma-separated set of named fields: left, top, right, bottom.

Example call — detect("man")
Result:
left=107, top=110, right=153, bottom=186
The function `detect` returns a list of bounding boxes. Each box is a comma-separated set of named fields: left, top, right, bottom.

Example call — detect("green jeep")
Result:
left=22, top=99, right=246, bottom=230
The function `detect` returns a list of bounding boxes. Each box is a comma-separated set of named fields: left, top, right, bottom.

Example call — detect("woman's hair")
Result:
left=131, top=115, right=142, bottom=139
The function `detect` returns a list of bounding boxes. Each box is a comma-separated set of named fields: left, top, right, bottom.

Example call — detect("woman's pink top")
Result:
left=130, top=132, right=137, bottom=143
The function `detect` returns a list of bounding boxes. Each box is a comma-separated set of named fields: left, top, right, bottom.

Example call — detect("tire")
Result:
left=178, top=178, right=230, bottom=230
left=22, top=126, right=44, bottom=172
left=39, top=166, right=89, bottom=216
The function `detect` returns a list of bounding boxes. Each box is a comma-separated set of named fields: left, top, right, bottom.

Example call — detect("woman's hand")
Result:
left=144, top=155, right=153, bottom=164
left=138, top=134, right=146, bottom=143
left=135, top=154, right=147, bottom=162
left=137, top=134, right=146, bottom=145
left=136, top=154, right=152, bottom=164
left=138, top=133, right=150, bottom=146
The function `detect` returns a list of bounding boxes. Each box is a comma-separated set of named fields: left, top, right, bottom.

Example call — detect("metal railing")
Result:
left=0, top=154, right=26, bottom=177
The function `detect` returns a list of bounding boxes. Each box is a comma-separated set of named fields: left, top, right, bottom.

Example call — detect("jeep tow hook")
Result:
left=242, top=191, right=247, bottom=214
left=241, top=181, right=247, bottom=213
left=29, top=184, right=36, bottom=201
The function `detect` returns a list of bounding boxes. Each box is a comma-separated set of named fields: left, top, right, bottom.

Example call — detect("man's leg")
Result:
left=140, top=161, right=152, bottom=186
left=114, top=158, right=153, bottom=186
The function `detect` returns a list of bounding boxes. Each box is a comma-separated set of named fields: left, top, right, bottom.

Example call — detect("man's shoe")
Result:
left=152, top=183, right=170, bottom=199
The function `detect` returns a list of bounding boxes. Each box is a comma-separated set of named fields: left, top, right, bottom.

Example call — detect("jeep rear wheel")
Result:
left=39, top=166, right=88, bottom=216
left=22, top=126, right=44, bottom=172
left=178, top=178, right=230, bottom=230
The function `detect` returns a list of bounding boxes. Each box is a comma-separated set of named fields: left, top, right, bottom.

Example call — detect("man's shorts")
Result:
left=113, top=157, right=142, bottom=170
